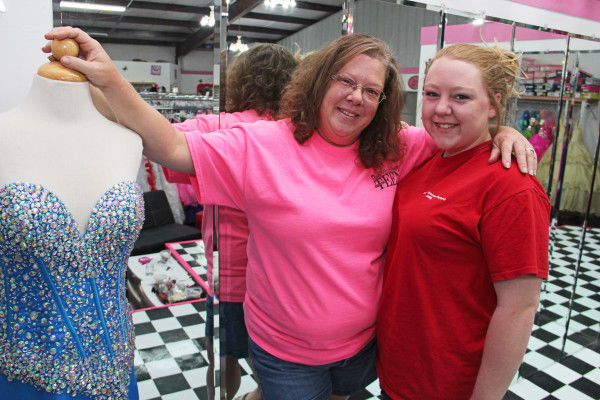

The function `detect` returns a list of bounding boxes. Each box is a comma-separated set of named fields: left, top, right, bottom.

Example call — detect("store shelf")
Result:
left=519, top=96, right=587, bottom=102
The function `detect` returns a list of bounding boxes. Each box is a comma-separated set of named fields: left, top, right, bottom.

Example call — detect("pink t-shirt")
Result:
left=166, top=110, right=268, bottom=301
left=186, top=121, right=436, bottom=364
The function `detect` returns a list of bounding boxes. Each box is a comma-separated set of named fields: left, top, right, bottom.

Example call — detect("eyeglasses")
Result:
left=330, top=74, right=386, bottom=104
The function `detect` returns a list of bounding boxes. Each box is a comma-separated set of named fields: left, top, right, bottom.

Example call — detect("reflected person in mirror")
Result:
left=377, top=44, right=550, bottom=400
left=44, top=27, right=538, bottom=400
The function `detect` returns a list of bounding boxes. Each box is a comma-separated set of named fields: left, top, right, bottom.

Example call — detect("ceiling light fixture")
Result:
left=59, top=1, right=126, bottom=13
left=264, top=0, right=296, bottom=10
left=229, top=36, right=249, bottom=53
left=200, top=6, right=215, bottom=27
left=0, top=0, right=6, bottom=14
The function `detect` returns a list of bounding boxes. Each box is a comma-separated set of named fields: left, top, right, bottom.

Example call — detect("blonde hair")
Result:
left=426, top=43, right=521, bottom=135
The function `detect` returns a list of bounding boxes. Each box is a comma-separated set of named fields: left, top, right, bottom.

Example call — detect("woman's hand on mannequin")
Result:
left=43, top=27, right=123, bottom=90
left=42, top=27, right=195, bottom=175
left=489, top=126, right=537, bottom=175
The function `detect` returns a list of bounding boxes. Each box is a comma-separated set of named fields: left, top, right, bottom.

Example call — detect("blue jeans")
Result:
left=248, top=337, right=377, bottom=400
left=205, top=297, right=249, bottom=358
left=220, top=301, right=250, bottom=358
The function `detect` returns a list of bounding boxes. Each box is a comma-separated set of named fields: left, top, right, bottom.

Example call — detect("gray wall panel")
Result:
left=278, top=11, right=343, bottom=54
left=279, top=0, right=469, bottom=67
left=354, top=0, right=441, bottom=68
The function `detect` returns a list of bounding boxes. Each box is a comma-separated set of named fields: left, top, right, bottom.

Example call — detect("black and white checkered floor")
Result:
left=132, top=226, right=599, bottom=400
left=166, top=240, right=209, bottom=287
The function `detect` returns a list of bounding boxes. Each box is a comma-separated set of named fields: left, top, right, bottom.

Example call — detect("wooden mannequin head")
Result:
left=37, top=39, right=87, bottom=82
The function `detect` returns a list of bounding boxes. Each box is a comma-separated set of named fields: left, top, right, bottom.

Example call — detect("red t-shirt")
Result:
left=376, top=141, right=550, bottom=400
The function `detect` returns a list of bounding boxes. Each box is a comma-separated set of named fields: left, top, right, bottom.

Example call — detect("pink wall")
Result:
left=421, top=22, right=566, bottom=45
left=509, top=0, right=600, bottom=23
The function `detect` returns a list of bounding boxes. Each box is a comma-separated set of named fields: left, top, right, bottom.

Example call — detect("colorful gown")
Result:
left=0, top=182, right=144, bottom=399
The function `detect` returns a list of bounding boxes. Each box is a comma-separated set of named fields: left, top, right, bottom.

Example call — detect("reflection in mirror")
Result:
left=507, top=26, right=573, bottom=369
left=218, top=3, right=306, bottom=399
left=204, top=0, right=226, bottom=399
left=341, top=0, right=354, bottom=35
left=219, top=3, right=348, bottom=398
left=517, top=32, right=597, bottom=367
left=559, top=37, right=600, bottom=357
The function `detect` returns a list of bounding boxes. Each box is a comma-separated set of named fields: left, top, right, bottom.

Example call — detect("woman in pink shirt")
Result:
left=45, top=28, right=537, bottom=400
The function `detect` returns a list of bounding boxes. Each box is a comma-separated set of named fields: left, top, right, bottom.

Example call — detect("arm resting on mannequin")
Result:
left=469, top=275, right=541, bottom=400
left=44, top=27, right=194, bottom=175
left=90, top=84, right=117, bottom=122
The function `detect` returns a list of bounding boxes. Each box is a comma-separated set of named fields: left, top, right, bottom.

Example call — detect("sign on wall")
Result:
left=151, top=65, right=162, bottom=76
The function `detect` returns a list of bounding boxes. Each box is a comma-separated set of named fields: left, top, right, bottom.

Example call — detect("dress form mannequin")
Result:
left=0, top=40, right=143, bottom=399
left=0, top=41, right=142, bottom=234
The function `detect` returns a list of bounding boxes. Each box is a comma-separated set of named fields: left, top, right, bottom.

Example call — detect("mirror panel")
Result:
left=438, top=14, right=581, bottom=376
left=513, top=26, right=573, bottom=370
left=560, top=36, right=600, bottom=357
left=218, top=1, right=347, bottom=397
left=205, top=1, right=226, bottom=399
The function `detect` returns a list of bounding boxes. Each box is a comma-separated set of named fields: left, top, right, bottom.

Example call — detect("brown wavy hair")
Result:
left=226, top=43, right=299, bottom=115
left=279, top=34, right=404, bottom=170
left=426, top=43, right=521, bottom=136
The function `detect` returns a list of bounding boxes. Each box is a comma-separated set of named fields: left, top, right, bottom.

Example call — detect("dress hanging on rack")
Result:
left=580, top=101, right=600, bottom=163
left=538, top=117, right=600, bottom=215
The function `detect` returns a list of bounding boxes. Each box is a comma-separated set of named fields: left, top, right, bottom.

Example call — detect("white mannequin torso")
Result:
left=0, top=74, right=143, bottom=235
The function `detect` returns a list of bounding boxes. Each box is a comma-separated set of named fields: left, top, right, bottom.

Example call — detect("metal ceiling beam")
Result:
left=54, top=0, right=210, bottom=14
left=54, top=12, right=199, bottom=28
left=76, top=26, right=190, bottom=40
left=195, top=0, right=303, bottom=54
left=176, top=0, right=279, bottom=58
left=124, top=1, right=209, bottom=14
left=229, top=0, right=264, bottom=23
left=96, top=37, right=180, bottom=47
left=177, top=27, right=215, bottom=57
left=228, top=25, right=292, bottom=36
left=244, top=12, right=315, bottom=25
left=227, top=35, right=278, bottom=43
left=53, top=1, right=341, bottom=55
left=295, top=1, right=341, bottom=12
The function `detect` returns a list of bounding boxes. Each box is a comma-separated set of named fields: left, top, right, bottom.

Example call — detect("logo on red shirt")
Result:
left=423, top=191, right=446, bottom=201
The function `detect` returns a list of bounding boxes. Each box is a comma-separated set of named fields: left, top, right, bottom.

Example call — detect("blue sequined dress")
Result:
left=0, top=182, right=144, bottom=399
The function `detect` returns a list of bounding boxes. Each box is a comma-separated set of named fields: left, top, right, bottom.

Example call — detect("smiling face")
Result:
left=422, top=57, right=497, bottom=156
left=317, top=53, right=386, bottom=146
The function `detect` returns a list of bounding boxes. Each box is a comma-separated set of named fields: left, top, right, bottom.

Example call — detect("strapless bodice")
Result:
left=0, top=182, right=144, bottom=399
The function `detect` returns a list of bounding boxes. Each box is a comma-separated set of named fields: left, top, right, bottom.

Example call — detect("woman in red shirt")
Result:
left=377, top=44, right=550, bottom=400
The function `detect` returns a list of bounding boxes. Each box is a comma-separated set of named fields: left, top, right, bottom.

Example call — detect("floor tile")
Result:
left=131, top=229, right=600, bottom=400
